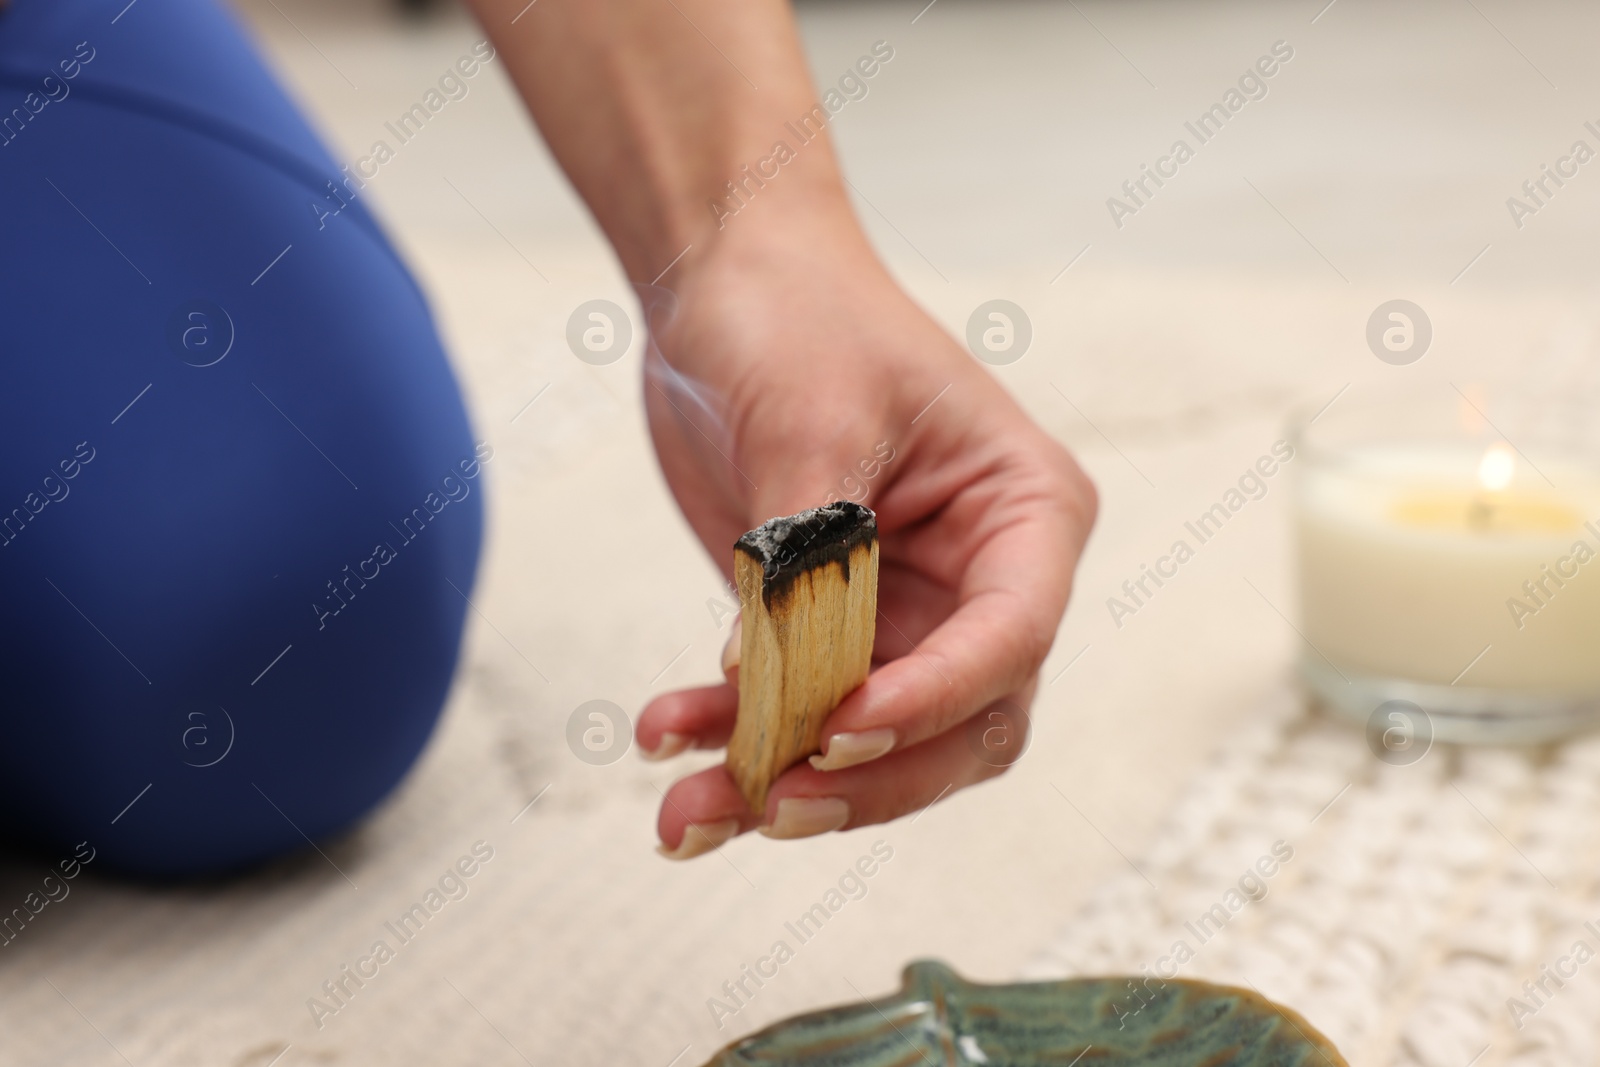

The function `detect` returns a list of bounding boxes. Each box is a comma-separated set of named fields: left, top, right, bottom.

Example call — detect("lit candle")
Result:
left=1296, top=439, right=1600, bottom=734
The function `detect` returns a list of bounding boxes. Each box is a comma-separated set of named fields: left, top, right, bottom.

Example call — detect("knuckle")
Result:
left=1004, top=608, right=1055, bottom=678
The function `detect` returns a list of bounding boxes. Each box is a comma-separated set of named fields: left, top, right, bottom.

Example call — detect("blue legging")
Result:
left=0, top=0, right=483, bottom=877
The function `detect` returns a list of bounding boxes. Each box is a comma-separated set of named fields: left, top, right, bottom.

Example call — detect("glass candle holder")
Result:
left=1292, top=382, right=1600, bottom=745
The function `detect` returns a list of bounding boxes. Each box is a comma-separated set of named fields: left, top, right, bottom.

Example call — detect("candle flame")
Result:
left=1478, top=443, right=1515, bottom=492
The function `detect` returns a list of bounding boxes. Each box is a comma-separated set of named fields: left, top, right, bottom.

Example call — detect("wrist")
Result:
left=673, top=185, right=873, bottom=291
left=621, top=143, right=868, bottom=289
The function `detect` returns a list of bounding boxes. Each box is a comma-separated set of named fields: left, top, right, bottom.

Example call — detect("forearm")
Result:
left=463, top=0, right=855, bottom=282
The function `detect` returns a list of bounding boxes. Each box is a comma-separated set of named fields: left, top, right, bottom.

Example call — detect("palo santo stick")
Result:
left=726, top=502, right=879, bottom=815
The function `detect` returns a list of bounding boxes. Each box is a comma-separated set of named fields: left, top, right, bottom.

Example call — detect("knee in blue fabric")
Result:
left=0, top=0, right=484, bottom=877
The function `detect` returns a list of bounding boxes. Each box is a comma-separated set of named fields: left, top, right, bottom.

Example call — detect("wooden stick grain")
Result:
left=725, top=502, right=879, bottom=814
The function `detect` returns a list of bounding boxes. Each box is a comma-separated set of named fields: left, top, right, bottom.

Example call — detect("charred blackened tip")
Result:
left=735, top=502, right=877, bottom=607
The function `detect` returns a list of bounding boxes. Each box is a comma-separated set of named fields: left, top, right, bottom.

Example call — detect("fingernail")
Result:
left=808, top=728, right=896, bottom=772
left=760, top=797, right=850, bottom=840
left=641, top=732, right=691, bottom=762
left=656, top=819, right=741, bottom=860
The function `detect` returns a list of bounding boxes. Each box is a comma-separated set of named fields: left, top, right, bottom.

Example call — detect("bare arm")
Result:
left=462, top=0, right=853, bottom=282
left=462, top=0, right=1097, bottom=857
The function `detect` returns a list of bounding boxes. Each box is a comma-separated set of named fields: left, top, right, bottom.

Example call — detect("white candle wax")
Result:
left=1297, top=444, right=1600, bottom=695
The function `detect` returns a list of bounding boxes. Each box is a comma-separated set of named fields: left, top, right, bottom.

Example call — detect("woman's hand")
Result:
left=461, top=0, right=1094, bottom=854
left=635, top=205, right=1097, bottom=858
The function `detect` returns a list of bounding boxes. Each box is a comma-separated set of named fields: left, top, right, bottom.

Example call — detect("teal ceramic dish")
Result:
left=703, top=960, right=1346, bottom=1067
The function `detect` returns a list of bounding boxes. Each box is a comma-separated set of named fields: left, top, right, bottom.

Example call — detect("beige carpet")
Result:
left=4, top=0, right=1598, bottom=1063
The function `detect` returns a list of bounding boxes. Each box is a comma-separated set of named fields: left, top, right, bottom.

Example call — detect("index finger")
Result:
left=810, top=468, right=1089, bottom=771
